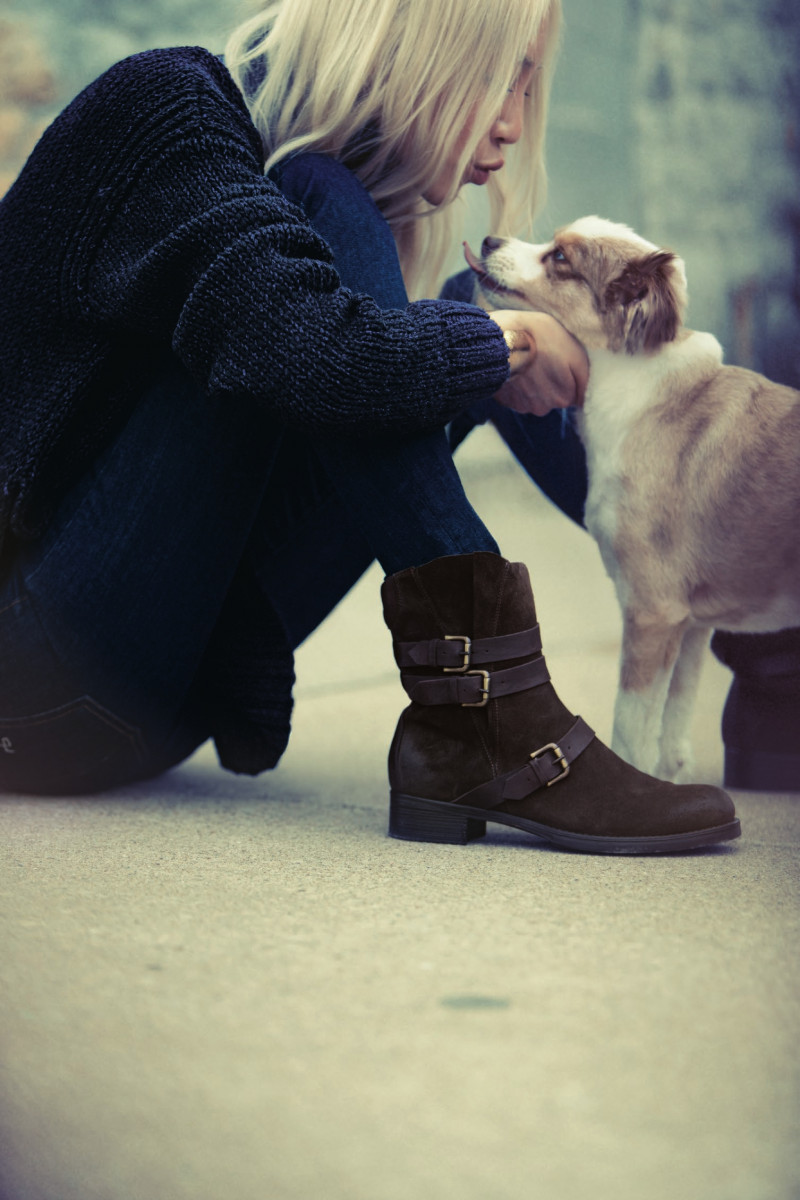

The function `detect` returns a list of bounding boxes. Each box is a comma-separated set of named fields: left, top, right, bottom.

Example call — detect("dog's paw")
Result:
left=610, top=733, right=660, bottom=777
left=656, top=741, right=695, bottom=784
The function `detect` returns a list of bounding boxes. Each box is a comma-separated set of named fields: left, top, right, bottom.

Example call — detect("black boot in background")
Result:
left=711, top=629, right=800, bottom=792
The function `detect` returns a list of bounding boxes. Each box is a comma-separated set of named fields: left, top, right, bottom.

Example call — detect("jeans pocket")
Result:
left=0, top=696, right=148, bottom=795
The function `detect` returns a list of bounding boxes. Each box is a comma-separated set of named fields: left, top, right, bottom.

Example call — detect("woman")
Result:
left=0, top=0, right=739, bottom=850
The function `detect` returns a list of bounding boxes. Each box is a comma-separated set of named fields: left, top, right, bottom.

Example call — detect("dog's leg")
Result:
left=656, top=623, right=710, bottom=782
left=612, top=610, right=689, bottom=774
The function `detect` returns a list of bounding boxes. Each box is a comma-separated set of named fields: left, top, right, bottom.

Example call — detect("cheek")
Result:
left=423, top=105, right=478, bottom=205
left=454, top=118, right=475, bottom=161
left=519, top=279, right=606, bottom=340
left=510, top=241, right=552, bottom=282
left=517, top=246, right=549, bottom=282
left=549, top=288, right=609, bottom=345
left=548, top=282, right=588, bottom=316
left=472, top=126, right=493, bottom=160
left=520, top=242, right=551, bottom=274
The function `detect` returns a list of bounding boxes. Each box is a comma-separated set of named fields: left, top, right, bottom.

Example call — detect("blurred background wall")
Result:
left=2, top=0, right=799, bottom=386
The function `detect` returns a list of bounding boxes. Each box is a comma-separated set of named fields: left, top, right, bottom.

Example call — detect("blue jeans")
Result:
left=0, top=153, right=587, bottom=793
left=441, top=269, right=588, bottom=527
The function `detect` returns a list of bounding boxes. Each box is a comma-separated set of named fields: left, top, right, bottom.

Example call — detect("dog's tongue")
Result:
left=463, top=242, right=485, bottom=275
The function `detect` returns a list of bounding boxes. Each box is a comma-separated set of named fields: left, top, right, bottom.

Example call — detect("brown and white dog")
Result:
left=466, top=216, right=800, bottom=781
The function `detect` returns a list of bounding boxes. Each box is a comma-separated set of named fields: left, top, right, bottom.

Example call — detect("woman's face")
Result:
left=423, top=55, right=536, bottom=207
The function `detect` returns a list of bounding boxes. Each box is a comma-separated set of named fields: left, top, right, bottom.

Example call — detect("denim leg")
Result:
left=249, top=420, right=499, bottom=655
left=0, top=358, right=282, bottom=790
left=488, top=406, right=588, bottom=526
left=441, top=267, right=589, bottom=526
left=266, top=154, right=499, bottom=592
left=240, top=427, right=376, bottom=650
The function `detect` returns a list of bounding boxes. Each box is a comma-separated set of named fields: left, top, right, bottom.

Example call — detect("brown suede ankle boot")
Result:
left=381, top=552, right=740, bottom=854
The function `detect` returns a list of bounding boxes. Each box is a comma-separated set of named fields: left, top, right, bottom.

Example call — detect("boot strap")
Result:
left=393, top=625, right=542, bottom=671
left=456, top=717, right=596, bottom=807
left=401, top=656, right=550, bottom=707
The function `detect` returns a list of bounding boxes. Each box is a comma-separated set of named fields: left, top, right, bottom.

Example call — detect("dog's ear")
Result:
left=605, top=251, right=687, bottom=354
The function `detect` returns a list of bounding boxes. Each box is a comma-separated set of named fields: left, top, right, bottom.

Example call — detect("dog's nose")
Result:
left=481, top=236, right=506, bottom=256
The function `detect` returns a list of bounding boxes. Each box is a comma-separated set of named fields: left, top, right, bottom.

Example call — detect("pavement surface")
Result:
left=1, top=426, right=798, bottom=1200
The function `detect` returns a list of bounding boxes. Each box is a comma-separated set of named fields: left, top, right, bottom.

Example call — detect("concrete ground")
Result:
left=1, top=426, right=798, bottom=1200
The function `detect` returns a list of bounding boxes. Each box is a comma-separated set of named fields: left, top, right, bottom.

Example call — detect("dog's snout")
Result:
left=481, top=236, right=506, bottom=257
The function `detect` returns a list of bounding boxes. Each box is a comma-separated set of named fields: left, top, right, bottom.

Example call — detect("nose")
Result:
left=482, top=235, right=506, bottom=256
left=492, top=90, right=525, bottom=147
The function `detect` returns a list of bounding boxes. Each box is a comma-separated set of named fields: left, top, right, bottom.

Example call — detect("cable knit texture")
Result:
left=0, top=47, right=510, bottom=775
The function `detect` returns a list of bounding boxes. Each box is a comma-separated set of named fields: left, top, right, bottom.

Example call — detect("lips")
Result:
left=466, top=161, right=503, bottom=187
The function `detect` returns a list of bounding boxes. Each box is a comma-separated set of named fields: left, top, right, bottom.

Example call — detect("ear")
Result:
left=605, top=251, right=687, bottom=354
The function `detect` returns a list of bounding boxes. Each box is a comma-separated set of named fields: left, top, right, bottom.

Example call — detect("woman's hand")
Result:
left=487, top=310, right=589, bottom=416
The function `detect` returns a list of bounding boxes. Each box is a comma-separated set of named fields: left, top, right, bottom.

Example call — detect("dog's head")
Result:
left=465, top=216, right=688, bottom=355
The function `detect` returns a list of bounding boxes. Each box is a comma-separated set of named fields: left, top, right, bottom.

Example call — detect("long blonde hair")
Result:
left=225, top=0, right=561, bottom=297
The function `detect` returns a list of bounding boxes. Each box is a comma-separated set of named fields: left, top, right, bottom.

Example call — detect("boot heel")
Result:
left=389, top=793, right=486, bottom=844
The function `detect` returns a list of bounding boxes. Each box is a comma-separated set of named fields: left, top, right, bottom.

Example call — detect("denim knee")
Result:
left=269, top=153, right=407, bottom=305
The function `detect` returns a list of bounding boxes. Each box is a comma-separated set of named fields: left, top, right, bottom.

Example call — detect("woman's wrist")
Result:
left=489, top=312, right=537, bottom=373
left=417, top=299, right=511, bottom=398
left=502, top=329, right=529, bottom=353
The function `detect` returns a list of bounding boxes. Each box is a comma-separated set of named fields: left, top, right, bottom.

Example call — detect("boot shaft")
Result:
left=382, top=552, right=575, bottom=796
left=381, top=551, right=537, bottom=646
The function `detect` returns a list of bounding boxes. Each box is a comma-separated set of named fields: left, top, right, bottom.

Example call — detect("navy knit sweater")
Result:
left=0, top=46, right=510, bottom=772
left=0, top=46, right=509, bottom=549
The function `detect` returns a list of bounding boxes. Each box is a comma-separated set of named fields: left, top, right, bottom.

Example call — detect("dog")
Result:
left=465, top=216, right=800, bottom=782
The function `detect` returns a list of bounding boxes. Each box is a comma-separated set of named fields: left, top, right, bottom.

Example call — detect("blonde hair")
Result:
left=225, top=0, right=561, bottom=297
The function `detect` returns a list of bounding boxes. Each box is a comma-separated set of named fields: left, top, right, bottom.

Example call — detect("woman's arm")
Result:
left=440, top=269, right=589, bottom=414
left=64, top=51, right=510, bottom=435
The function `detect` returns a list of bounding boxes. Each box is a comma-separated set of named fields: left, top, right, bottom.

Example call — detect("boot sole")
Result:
left=389, top=792, right=741, bottom=855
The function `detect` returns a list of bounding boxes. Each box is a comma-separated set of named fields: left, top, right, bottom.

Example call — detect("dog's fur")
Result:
left=468, top=216, right=800, bottom=781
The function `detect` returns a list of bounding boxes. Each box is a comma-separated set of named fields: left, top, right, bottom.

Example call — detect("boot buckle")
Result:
left=462, top=669, right=490, bottom=707
left=530, top=742, right=570, bottom=786
left=443, top=635, right=472, bottom=673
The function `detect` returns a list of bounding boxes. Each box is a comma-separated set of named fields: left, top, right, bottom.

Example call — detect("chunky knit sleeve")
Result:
left=65, top=50, right=509, bottom=434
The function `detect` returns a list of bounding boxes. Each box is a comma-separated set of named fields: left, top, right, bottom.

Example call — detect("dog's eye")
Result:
left=550, top=247, right=567, bottom=263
